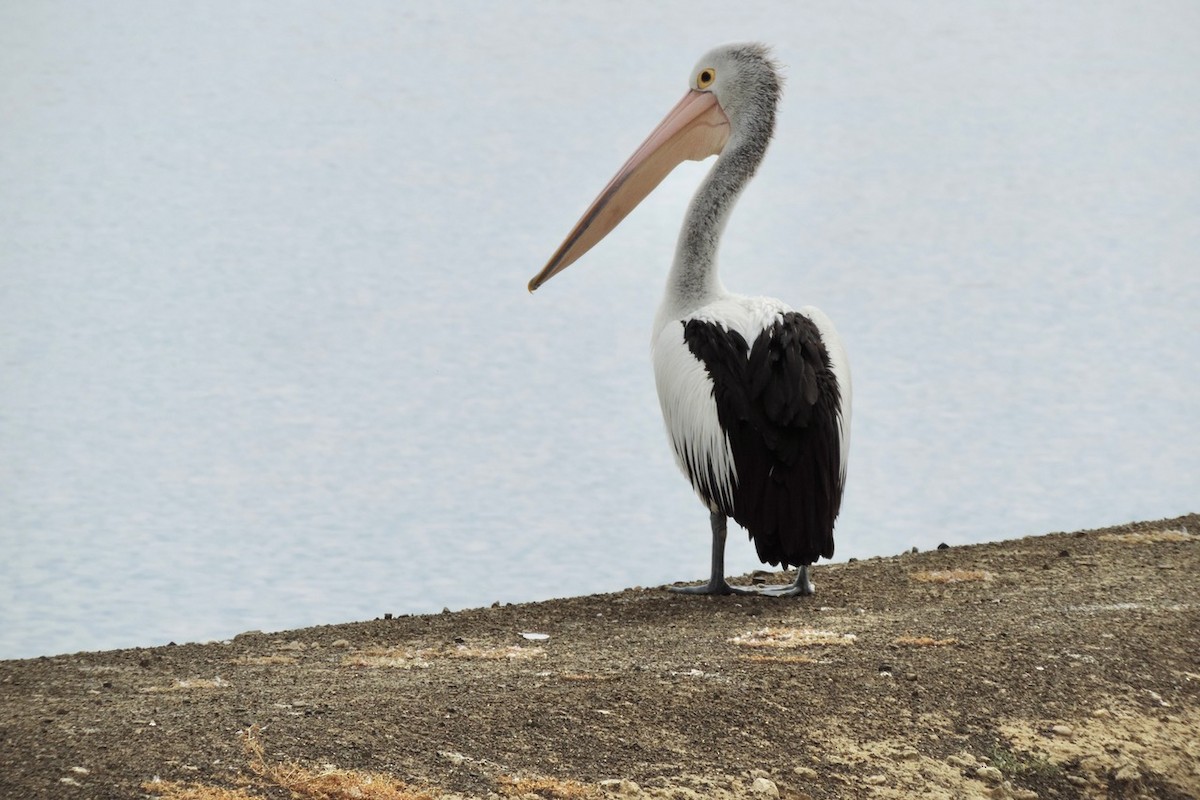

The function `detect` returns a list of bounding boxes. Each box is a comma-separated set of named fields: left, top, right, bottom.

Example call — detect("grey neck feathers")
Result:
left=660, top=127, right=771, bottom=323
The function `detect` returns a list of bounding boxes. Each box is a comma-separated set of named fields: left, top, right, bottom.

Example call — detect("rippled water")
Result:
left=2, top=1, right=1197, bottom=659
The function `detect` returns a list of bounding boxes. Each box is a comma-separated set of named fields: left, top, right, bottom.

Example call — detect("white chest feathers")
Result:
left=650, top=295, right=790, bottom=511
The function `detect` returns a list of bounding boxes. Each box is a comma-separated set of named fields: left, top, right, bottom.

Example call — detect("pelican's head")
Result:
left=685, top=43, right=781, bottom=146
left=528, top=43, right=782, bottom=292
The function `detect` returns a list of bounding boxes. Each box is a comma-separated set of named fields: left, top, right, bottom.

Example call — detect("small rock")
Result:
left=617, top=779, right=641, bottom=795
left=1051, top=724, right=1073, bottom=738
left=750, top=777, right=779, bottom=797
left=793, top=766, right=818, bottom=780
left=330, top=639, right=351, bottom=649
left=1091, top=707, right=1111, bottom=718
left=937, top=542, right=949, bottom=550
left=947, top=752, right=978, bottom=768
left=1114, top=763, right=1142, bottom=782
left=975, top=765, right=1003, bottom=784
left=898, top=748, right=920, bottom=761
left=986, top=780, right=1020, bottom=798
left=863, top=774, right=887, bottom=785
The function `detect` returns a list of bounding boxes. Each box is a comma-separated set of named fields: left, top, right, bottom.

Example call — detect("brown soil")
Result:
left=2, top=514, right=1197, bottom=800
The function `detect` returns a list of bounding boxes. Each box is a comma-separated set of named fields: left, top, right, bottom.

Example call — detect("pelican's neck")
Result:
left=656, top=134, right=765, bottom=330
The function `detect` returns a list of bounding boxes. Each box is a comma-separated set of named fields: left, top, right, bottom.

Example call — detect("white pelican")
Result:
left=528, top=43, right=851, bottom=596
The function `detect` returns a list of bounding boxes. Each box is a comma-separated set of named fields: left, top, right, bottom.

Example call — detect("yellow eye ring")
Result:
left=697, top=68, right=716, bottom=89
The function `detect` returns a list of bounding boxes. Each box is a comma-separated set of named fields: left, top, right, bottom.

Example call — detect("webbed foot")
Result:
left=669, top=580, right=758, bottom=596
left=750, top=565, right=815, bottom=597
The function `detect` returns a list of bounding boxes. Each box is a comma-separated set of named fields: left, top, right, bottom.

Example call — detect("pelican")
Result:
left=528, top=43, right=851, bottom=596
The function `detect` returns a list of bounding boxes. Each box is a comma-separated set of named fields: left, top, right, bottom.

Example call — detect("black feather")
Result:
left=683, top=312, right=843, bottom=567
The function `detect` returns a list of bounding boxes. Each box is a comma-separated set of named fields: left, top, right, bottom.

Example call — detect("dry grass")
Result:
left=141, top=677, right=229, bottom=692
left=496, top=774, right=600, bottom=799
left=342, top=643, right=545, bottom=668
left=729, top=627, right=857, bottom=648
left=230, top=655, right=298, bottom=666
left=242, top=727, right=437, bottom=799
left=144, top=728, right=438, bottom=800
left=909, top=569, right=994, bottom=584
left=142, top=780, right=259, bottom=800
left=737, top=653, right=819, bottom=664
left=892, top=636, right=959, bottom=647
left=1100, top=528, right=1195, bottom=544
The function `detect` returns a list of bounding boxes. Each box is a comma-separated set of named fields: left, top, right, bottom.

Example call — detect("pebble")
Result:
left=618, top=779, right=641, bottom=795
left=750, top=777, right=779, bottom=797
left=863, top=774, right=887, bottom=785
left=1051, top=724, right=1073, bottom=737
left=792, top=766, right=818, bottom=780
left=947, top=752, right=978, bottom=768
left=985, top=781, right=1039, bottom=799
left=1092, top=707, right=1111, bottom=718
left=1115, top=763, right=1142, bottom=782
left=975, top=765, right=1003, bottom=784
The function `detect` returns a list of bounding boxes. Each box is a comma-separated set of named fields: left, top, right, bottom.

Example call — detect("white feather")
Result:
left=651, top=294, right=789, bottom=512
left=800, top=304, right=852, bottom=484
left=652, top=322, right=734, bottom=512
left=652, top=295, right=852, bottom=510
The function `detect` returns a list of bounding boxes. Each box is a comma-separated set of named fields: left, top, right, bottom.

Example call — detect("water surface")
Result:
left=2, top=2, right=1197, bottom=659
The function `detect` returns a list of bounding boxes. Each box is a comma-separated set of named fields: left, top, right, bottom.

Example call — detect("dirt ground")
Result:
left=2, top=513, right=1197, bottom=800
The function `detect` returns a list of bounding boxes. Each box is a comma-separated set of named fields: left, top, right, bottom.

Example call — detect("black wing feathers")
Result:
left=684, top=312, right=843, bottom=567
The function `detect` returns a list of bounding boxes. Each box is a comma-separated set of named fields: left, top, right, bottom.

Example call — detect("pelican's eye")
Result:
left=697, top=68, right=716, bottom=89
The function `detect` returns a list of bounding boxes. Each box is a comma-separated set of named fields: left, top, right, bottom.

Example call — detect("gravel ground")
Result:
left=2, top=513, right=1197, bottom=800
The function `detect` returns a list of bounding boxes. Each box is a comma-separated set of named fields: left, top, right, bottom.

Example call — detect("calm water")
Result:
left=2, top=2, right=1197, bottom=659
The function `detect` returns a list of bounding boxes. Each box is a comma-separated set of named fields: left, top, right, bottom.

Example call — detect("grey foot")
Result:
left=752, top=565, right=815, bottom=597
left=669, top=580, right=758, bottom=596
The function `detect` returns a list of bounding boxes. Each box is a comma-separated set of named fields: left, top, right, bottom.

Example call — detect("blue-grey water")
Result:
left=2, top=2, right=1197, bottom=660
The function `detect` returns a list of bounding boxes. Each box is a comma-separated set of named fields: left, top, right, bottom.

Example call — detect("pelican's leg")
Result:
left=755, top=564, right=816, bottom=597
left=670, top=512, right=756, bottom=595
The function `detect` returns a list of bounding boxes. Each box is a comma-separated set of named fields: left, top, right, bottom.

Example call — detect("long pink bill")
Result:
left=528, top=89, right=730, bottom=292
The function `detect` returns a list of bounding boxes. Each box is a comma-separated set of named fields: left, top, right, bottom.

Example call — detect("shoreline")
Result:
left=3, top=513, right=1197, bottom=799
